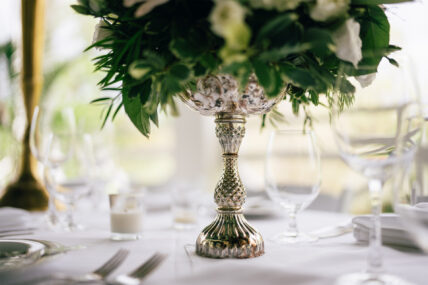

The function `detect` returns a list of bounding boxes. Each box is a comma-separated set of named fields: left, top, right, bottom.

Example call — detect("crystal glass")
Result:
left=333, top=56, right=422, bottom=285
left=30, top=106, right=76, bottom=228
left=394, top=108, right=428, bottom=252
left=265, top=130, right=321, bottom=244
left=44, top=134, right=93, bottom=231
left=170, top=182, right=200, bottom=230
left=109, top=193, right=144, bottom=240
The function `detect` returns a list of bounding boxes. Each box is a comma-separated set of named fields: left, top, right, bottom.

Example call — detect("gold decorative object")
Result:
left=0, top=0, right=48, bottom=211
left=181, top=74, right=283, bottom=258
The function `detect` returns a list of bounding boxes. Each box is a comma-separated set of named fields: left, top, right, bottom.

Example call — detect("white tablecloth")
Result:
left=1, top=209, right=428, bottom=285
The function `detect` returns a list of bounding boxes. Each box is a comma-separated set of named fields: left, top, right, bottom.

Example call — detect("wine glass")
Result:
left=265, top=130, right=321, bottom=243
left=44, top=134, right=94, bottom=231
left=393, top=106, right=428, bottom=253
left=332, top=55, right=423, bottom=285
left=30, top=106, right=76, bottom=228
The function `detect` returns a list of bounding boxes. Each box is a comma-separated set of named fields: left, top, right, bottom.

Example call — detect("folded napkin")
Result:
left=0, top=207, right=34, bottom=232
left=352, top=213, right=417, bottom=248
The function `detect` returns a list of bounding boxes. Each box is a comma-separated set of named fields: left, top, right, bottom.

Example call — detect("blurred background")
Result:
left=1, top=0, right=427, bottom=215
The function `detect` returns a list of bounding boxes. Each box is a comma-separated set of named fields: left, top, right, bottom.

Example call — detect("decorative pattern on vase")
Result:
left=195, top=113, right=264, bottom=258
left=196, top=211, right=264, bottom=259
left=179, top=74, right=282, bottom=258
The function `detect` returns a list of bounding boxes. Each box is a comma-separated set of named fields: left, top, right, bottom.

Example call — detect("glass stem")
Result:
left=67, top=199, right=76, bottom=230
left=367, top=179, right=384, bottom=275
left=286, top=211, right=298, bottom=237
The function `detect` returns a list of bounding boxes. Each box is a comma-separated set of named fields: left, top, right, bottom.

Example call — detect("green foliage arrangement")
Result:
left=72, top=0, right=410, bottom=137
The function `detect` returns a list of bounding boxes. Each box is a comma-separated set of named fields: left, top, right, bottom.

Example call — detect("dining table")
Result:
left=1, top=201, right=428, bottom=285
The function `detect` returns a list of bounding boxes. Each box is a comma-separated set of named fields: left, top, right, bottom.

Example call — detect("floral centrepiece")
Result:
left=73, top=0, right=409, bottom=136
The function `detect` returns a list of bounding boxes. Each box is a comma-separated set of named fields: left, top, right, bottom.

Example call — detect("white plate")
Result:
left=0, top=239, right=45, bottom=272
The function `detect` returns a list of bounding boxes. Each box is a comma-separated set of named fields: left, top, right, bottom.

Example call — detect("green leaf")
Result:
left=199, top=53, right=219, bottom=71
left=71, top=4, right=91, bottom=15
left=91, top=97, right=112, bottom=104
left=139, top=79, right=152, bottom=105
left=256, top=13, right=298, bottom=42
left=279, top=63, right=317, bottom=89
left=309, top=90, right=319, bottom=105
left=357, top=6, right=390, bottom=73
left=169, top=38, right=201, bottom=60
left=258, top=44, right=311, bottom=62
left=337, top=77, right=356, bottom=94
left=386, top=57, right=399, bottom=67
left=169, top=63, right=191, bottom=81
left=303, top=28, right=334, bottom=56
left=123, top=92, right=151, bottom=138
left=252, top=60, right=282, bottom=97
left=351, top=0, right=413, bottom=5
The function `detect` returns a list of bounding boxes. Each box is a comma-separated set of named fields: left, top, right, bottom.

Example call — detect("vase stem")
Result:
left=195, top=113, right=264, bottom=258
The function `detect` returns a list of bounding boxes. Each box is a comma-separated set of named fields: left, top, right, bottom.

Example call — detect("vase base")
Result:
left=196, top=210, right=264, bottom=258
left=0, top=174, right=48, bottom=211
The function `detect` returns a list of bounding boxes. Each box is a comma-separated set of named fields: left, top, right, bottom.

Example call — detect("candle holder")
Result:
left=180, top=74, right=284, bottom=258
left=0, top=0, right=48, bottom=211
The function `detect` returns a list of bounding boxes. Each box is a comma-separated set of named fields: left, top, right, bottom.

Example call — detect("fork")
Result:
left=35, top=248, right=129, bottom=284
left=111, top=253, right=167, bottom=285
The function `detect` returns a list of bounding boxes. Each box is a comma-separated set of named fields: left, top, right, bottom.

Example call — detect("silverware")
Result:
left=111, top=253, right=167, bottom=285
left=34, top=248, right=129, bottom=284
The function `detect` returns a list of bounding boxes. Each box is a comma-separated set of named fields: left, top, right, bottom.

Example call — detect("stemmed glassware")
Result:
left=393, top=107, right=428, bottom=253
left=43, top=133, right=94, bottom=231
left=265, top=130, right=321, bottom=244
left=332, top=56, right=422, bottom=285
left=30, top=105, right=76, bottom=228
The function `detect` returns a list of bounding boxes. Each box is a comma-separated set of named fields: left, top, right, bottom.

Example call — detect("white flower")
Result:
left=332, top=19, right=362, bottom=68
left=209, top=0, right=246, bottom=37
left=123, top=0, right=169, bottom=17
left=92, top=20, right=112, bottom=49
left=356, top=74, right=376, bottom=88
left=310, top=0, right=350, bottom=22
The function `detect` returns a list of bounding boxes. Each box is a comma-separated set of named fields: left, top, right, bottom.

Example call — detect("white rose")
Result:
left=332, top=19, right=362, bottom=68
left=210, top=0, right=246, bottom=37
left=92, top=20, right=112, bottom=49
left=310, top=0, right=350, bottom=22
left=356, top=74, right=376, bottom=88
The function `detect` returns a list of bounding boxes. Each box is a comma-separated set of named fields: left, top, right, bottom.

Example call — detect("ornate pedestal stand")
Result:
left=196, top=113, right=264, bottom=258
left=181, top=74, right=283, bottom=258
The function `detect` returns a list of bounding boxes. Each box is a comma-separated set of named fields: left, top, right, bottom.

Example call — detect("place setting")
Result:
left=1, top=0, right=428, bottom=284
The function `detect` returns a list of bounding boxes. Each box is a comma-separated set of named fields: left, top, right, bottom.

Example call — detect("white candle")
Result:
left=110, top=210, right=143, bottom=234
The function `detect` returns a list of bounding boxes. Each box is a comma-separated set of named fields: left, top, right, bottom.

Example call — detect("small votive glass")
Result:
left=171, top=184, right=200, bottom=230
left=109, top=194, right=144, bottom=240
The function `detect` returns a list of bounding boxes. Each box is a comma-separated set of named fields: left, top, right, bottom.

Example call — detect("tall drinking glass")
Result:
left=30, top=106, right=76, bottom=228
left=44, top=134, right=93, bottom=231
left=265, top=130, right=321, bottom=244
left=333, top=56, right=422, bottom=285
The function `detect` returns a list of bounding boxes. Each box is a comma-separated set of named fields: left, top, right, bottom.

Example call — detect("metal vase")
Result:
left=196, top=113, right=264, bottom=258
